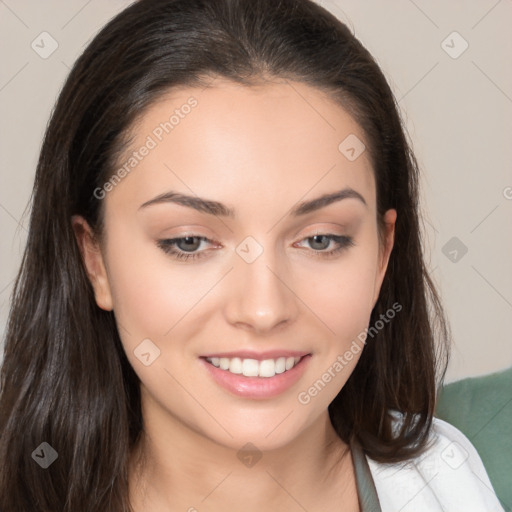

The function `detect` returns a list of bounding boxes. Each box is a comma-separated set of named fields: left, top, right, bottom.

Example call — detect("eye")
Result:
left=157, top=233, right=355, bottom=262
left=157, top=236, right=214, bottom=261
left=295, top=234, right=355, bottom=258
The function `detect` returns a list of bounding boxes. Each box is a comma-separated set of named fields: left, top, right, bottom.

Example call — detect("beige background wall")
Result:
left=1, top=0, right=511, bottom=383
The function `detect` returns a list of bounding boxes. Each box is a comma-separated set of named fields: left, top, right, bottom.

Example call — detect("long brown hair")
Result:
left=0, top=0, right=450, bottom=509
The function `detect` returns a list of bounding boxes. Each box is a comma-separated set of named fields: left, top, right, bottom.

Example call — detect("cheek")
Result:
left=103, top=230, right=195, bottom=342
left=293, top=254, right=379, bottom=408
left=297, top=249, right=379, bottom=337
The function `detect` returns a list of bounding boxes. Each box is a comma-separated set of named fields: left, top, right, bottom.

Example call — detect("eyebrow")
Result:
left=138, top=187, right=367, bottom=218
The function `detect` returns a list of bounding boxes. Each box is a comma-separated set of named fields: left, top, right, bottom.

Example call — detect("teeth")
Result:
left=206, top=356, right=302, bottom=378
left=229, top=357, right=242, bottom=374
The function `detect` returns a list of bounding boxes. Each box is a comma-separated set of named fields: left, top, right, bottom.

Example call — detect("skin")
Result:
left=72, top=78, right=396, bottom=511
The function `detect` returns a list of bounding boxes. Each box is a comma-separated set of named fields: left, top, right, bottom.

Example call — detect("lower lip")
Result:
left=200, top=355, right=312, bottom=399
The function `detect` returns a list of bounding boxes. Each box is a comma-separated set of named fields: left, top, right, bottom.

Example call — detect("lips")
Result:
left=199, top=353, right=312, bottom=399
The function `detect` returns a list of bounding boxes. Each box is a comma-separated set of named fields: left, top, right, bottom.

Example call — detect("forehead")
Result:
left=107, top=78, right=376, bottom=217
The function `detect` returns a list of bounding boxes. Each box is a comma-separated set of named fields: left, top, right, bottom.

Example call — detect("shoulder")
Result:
left=365, top=413, right=505, bottom=512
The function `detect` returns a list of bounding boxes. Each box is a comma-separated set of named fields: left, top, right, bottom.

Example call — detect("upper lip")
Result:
left=200, top=350, right=311, bottom=361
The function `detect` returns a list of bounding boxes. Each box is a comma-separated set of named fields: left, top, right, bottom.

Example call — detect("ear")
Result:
left=71, top=215, right=113, bottom=311
left=371, top=209, right=397, bottom=308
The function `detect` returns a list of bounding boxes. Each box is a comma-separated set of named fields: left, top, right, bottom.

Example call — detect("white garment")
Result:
left=366, top=416, right=505, bottom=511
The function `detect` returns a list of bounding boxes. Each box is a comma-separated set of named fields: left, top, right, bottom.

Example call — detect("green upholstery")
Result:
left=435, top=367, right=512, bottom=512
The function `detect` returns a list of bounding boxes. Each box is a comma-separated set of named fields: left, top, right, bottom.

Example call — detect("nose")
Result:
left=224, top=249, right=299, bottom=334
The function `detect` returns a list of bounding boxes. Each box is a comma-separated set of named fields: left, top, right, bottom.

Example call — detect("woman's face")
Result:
left=75, top=78, right=396, bottom=451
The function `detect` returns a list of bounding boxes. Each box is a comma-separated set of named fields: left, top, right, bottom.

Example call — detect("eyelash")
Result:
left=157, top=234, right=355, bottom=261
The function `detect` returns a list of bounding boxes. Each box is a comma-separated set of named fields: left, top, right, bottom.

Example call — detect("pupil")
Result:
left=182, top=237, right=199, bottom=251
left=312, top=235, right=327, bottom=249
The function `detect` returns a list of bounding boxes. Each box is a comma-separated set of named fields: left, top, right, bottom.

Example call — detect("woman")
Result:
left=0, top=0, right=505, bottom=510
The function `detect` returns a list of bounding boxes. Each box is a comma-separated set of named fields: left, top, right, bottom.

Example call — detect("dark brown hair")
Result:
left=0, top=0, right=450, bottom=509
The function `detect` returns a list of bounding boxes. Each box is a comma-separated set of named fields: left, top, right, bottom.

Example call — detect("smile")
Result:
left=200, top=353, right=312, bottom=399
